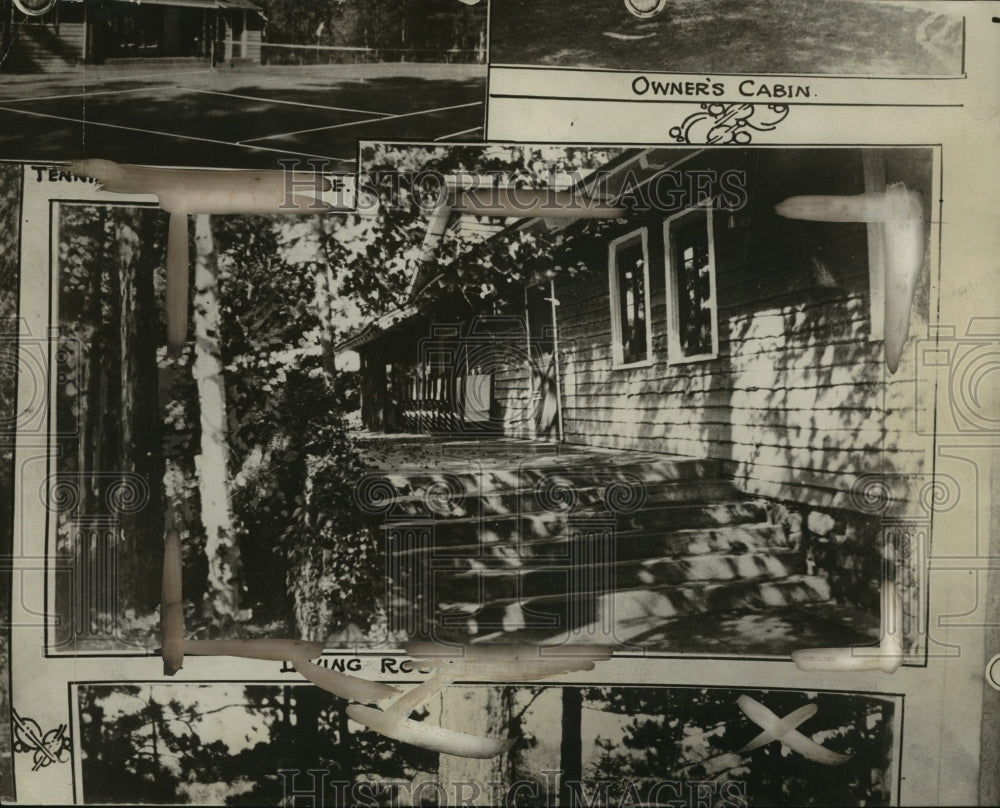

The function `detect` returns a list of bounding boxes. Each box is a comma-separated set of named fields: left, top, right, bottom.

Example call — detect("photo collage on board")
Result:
left=0, top=1, right=996, bottom=806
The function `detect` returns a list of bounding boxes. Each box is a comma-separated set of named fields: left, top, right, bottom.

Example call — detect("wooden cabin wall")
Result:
left=244, top=28, right=262, bottom=62
left=555, top=148, right=933, bottom=511
left=2, top=4, right=263, bottom=73
left=493, top=367, right=534, bottom=438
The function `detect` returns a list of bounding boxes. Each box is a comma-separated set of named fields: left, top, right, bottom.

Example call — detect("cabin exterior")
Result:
left=0, top=0, right=263, bottom=73
left=349, top=147, right=933, bottom=507
left=341, top=147, right=935, bottom=648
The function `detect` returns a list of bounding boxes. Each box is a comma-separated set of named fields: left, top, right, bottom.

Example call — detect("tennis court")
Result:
left=0, top=61, right=486, bottom=168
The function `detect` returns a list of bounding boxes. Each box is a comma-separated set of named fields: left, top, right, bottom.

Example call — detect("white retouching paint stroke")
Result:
left=160, top=530, right=612, bottom=757
left=67, top=160, right=331, bottom=353
left=775, top=183, right=925, bottom=374
left=736, top=696, right=852, bottom=765
left=790, top=581, right=905, bottom=673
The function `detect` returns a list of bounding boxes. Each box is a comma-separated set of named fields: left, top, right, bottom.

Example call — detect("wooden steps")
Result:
left=399, top=549, right=808, bottom=604
left=385, top=500, right=771, bottom=548
left=427, top=574, right=833, bottom=639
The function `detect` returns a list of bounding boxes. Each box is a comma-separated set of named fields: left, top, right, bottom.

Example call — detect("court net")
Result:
left=239, top=40, right=486, bottom=66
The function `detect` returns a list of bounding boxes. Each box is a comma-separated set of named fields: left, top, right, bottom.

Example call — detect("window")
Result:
left=664, top=207, right=719, bottom=362
left=608, top=229, right=652, bottom=367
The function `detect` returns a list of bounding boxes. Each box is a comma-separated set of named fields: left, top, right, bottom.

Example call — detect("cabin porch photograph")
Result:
left=342, top=144, right=936, bottom=658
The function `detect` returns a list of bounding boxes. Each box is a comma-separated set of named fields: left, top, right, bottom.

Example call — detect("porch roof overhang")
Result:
left=333, top=303, right=423, bottom=354
left=336, top=147, right=706, bottom=355
left=505, top=146, right=705, bottom=237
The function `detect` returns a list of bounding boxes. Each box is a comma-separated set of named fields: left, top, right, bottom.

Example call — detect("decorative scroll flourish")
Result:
left=11, top=709, right=71, bottom=771
left=670, top=103, right=790, bottom=144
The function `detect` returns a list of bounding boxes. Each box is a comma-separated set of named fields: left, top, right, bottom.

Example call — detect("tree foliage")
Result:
left=582, top=687, right=896, bottom=806
left=47, top=145, right=640, bottom=645
left=209, top=213, right=381, bottom=638
left=0, top=162, right=20, bottom=805
left=55, top=204, right=168, bottom=641
left=356, top=144, right=625, bottom=314
left=258, top=0, right=486, bottom=61
left=78, top=683, right=439, bottom=805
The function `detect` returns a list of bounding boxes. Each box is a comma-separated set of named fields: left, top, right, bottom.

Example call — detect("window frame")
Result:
left=607, top=227, right=654, bottom=369
left=662, top=203, right=720, bottom=365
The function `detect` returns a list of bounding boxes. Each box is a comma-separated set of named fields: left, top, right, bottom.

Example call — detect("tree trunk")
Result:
left=115, top=209, right=164, bottom=611
left=317, top=261, right=338, bottom=379
left=78, top=208, right=107, bottom=519
left=292, top=683, right=325, bottom=772
left=436, top=686, right=513, bottom=806
left=191, top=214, right=243, bottom=623
left=559, top=688, right=583, bottom=808
left=302, top=216, right=338, bottom=379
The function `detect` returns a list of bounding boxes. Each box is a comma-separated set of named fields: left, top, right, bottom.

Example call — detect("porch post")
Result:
left=523, top=285, right=536, bottom=440
left=549, top=278, right=565, bottom=443
left=360, top=347, right=388, bottom=431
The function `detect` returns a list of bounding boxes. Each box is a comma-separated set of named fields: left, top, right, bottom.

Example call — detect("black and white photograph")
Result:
left=0, top=0, right=488, bottom=167
left=73, top=681, right=903, bottom=806
left=42, top=143, right=935, bottom=661
left=489, top=0, right=964, bottom=77
left=0, top=160, right=22, bottom=806
left=1, top=0, right=999, bottom=804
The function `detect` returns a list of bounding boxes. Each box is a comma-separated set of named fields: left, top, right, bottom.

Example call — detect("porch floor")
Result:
left=357, top=433, right=696, bottom=472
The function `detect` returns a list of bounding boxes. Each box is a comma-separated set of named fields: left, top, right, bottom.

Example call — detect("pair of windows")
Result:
left=609, top=208, right=718, bottom=368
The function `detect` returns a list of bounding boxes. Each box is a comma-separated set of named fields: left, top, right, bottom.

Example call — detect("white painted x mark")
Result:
left=736, top=696, right=852, bottom=766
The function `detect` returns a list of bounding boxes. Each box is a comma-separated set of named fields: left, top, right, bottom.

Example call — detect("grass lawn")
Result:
left=490, top=0, right=963, bottom=76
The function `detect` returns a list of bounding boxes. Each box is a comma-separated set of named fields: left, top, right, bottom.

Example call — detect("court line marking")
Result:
left=0, top=104, right=355, bottom=163
left=81, top=67, right=217, bottom=85
left=0, top=85, right=184, bottom=105
left=240, top=100, right=483, bottom=143
left=0, top=67, right=215, bottom=100
left=181, top=86, right=393, bottom=117
left=434, top=125, right=484, bottom=141
left=238, top=113, right=390, bottom=142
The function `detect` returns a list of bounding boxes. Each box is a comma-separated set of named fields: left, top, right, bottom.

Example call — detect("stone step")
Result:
left=376, top=478, right=740, bottom=519
left=391, top=523, right=789, bottom=565
left=384, top=500, right=771, bottom=548
left=393, top=574, right=832, bottom=641
left=377, top=454, right=726, bottom=493
left=390, top=549, right=808, bottom=605
left=408, top=600, right=881, bottom=657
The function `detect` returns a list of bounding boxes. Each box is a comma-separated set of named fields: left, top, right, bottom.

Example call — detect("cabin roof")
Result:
left=335, top=147, right=704, bottom=354
left=334, top=303, right=422, bottom=354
